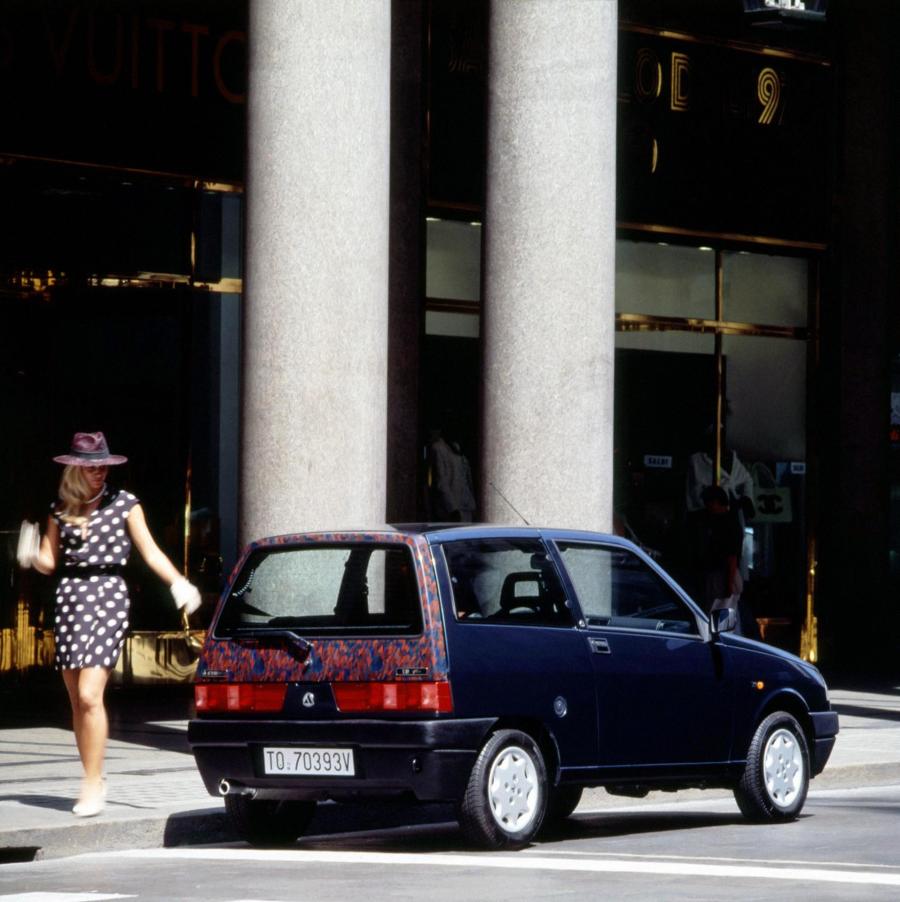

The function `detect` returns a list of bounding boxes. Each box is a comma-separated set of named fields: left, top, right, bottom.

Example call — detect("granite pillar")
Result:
left=241, top=1, right=391, bottom=542
left=481, top=0, right=617, bottom=530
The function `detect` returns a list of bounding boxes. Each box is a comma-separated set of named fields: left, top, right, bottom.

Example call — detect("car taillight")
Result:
left=333, top=681, right=453, bottom=713
left=195, top=682, right=287, bottom=713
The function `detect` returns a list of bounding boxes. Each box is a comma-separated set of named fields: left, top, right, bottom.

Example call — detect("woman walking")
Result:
left=17, top=432, right=201, bottom=817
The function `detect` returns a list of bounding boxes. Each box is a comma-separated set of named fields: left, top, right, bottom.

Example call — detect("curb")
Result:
left=0, top=801, right=459, bottom=862
left=810, top=761, right=900, bottom=790
left=5, top=764, right=900, bottom=863
left=0, top=808, right=232, bottom=863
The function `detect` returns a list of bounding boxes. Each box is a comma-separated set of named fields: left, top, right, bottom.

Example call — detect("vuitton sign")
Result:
left=617, top=27, right=832, bottom=246
left=0, top=0, right=246, bottom=181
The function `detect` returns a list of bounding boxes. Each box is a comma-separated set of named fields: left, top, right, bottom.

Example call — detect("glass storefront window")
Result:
left=616, top=241, right=715, bottom=319
left=615, top=329, right=715, bottom=355
left=425, top=218, right=481, bottom=339
left=720, top=333, right=807, bottom=636
left=613, top=330, right=716, bottom=575
left=426, top=218, right=482, bottom=301
left=221, top=194, right=243, bottom=280
left=0, top=174, right=243, bottom=680
left=723, top=251, right=808, bottom=327
left=722, top=334, right=806, bottom=463
left=614, top=240, right=812, bottom=655
left=423, top=218, right=481, bottom=508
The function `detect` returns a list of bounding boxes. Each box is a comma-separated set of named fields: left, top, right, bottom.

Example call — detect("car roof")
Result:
left=408, top=524, right=631, bottom=545
left=254, top=523, right=630, bottom=544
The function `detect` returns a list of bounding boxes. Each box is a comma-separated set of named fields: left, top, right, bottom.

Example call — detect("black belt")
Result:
left=61, top=565, right=124, bottom=578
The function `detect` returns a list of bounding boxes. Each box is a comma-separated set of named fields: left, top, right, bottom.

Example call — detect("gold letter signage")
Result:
left=635, top=48, right=662, bottom=101
left=670, top=52, right=690, bottom=111
left=757, top=67, right=782, bottom=125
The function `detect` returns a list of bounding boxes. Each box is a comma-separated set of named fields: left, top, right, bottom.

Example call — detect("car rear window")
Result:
left=214, top=543, right=423, bottom=637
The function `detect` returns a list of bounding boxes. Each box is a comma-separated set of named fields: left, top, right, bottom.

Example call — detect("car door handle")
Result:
left=589, top=637, right=610, bottom=655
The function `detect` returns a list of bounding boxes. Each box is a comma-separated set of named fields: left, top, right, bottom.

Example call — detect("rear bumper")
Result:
left=188, top=716, right=494, bottom=803
left=810, top=710, right=840, bottom=777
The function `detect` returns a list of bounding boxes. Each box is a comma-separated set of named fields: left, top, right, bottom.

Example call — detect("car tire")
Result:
left=458, top=728, right=548, bottom=850
left=734, top=711, right=810, bottom=822
left=225, top=795, right=316, bottom=847
left=544, top=785, right=583, bottom=825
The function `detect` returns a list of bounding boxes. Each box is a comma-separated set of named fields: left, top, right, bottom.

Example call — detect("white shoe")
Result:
left=73, top=779, right=106, bottom=817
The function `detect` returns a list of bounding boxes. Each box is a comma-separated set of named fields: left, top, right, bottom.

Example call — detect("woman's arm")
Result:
left=126, top=504, right=183, bottom=585
left=32, top=516, right=61, bottom=575
left=127, top=504, right=202, bottom=614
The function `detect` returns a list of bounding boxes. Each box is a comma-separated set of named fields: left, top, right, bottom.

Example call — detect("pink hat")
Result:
left=53, top=432, right=128, bottom=467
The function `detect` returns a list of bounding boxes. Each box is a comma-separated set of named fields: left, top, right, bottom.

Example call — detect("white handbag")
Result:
left=16, top=520, right=40, bottom=569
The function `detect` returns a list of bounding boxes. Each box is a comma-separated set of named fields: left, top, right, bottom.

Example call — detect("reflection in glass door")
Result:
left=614, top=241, right=816, bottom=658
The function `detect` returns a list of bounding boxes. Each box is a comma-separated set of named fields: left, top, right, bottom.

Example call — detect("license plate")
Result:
left=262, top=746, right=355, bottom=776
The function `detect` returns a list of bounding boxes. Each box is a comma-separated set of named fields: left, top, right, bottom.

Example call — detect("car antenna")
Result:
left=489, top=481, right=530, bottom=526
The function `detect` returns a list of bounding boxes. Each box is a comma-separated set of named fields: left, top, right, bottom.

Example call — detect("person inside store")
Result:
left=426, top=425, right=456, bottom=520
left=695, top=485, right=758, bottom=638
left=684, top=420, right=756, bottom=595
left=426, top=425, right=476, bottom=522
left=16, top=431, right=201, bottom=818
left=449, top=439, right=477, bottom=522
left=685, top=424, right=756, bottom=524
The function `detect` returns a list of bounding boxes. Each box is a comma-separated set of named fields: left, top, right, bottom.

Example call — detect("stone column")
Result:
left=241, top=1, right=391, bottom=542
left=481, top=0, right=617, bottom=531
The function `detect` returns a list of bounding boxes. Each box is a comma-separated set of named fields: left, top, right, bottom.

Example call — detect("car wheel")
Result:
left=225, top=795, right=316, bottom=847
left=544, top=785, right=583, bottom=825
left=734, top=711, right=809, bottom=822
left=458, top=729, right=548, bottom=850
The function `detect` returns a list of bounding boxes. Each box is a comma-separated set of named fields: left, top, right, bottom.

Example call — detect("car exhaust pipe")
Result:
left=218, top=779, right=255, bottom=798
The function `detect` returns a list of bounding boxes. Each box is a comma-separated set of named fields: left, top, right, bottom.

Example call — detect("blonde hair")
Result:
left=57, top=465, right=96, bottom=527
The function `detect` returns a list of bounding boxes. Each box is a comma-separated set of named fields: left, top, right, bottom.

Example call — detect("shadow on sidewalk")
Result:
left=0, top=792, right=73, bottom=812
left=826, top=676, right=900, bottom=724
left=830, top=703, right=900, bottom=724
left=0, top=679, right=195, bottom=755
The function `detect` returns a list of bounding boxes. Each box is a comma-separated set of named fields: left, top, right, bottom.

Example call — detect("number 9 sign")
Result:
left=757, top=67, right=782, bottom=126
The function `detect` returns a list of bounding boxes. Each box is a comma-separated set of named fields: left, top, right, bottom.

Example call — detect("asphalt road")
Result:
left=1, top=782, right=899, bottom=901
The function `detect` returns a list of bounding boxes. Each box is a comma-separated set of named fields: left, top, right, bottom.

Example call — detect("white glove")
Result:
left=16, top=521, right=41, bottom=569
left=170, top=578, right=202, bottom=616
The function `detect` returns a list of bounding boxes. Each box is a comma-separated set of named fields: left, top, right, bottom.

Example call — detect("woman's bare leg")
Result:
left=63, top=666, right=110, bottom=810
left=76, top=666, right=110, bottom=787
left=61, top=668, right=85, bottom=765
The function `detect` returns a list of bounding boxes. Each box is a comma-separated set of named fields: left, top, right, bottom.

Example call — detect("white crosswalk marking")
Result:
left=0, top=894, right=135, bottom=901
left=107, top=847, right=900, bottom=889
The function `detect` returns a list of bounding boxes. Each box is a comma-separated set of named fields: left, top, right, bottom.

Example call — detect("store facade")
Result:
left=0, top=0, right=247, bottom=680
left=2, top=0, right=897, bottom=680
left=424, top=0, right=831, bottom=659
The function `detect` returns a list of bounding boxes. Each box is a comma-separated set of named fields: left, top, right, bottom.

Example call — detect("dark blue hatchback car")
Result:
left=188, top=525, right=839, bottom=849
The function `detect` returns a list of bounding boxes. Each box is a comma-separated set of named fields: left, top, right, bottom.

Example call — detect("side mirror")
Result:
left=710, top=606, right=738, bottom=636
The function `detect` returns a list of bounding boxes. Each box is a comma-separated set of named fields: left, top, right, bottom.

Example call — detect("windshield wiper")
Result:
left=230, top=628, right=312, bottom=660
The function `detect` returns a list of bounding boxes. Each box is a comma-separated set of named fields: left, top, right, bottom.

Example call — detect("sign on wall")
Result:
left=0, top=0, right=246, bottom=181
left=617, top=27, right=832, bottom=245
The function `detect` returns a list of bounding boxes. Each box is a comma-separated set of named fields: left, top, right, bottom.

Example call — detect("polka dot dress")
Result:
left=52, top=488, right=139, bottom=670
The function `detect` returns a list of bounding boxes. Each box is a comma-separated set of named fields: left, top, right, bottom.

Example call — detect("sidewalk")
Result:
left=1, top=679, right=898, bottom=862
left=0, top=683, right=230, bottom=863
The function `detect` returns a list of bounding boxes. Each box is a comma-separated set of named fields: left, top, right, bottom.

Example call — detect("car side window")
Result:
left=441, top=538, right=572, bottom=627
left=556, top=543, right=698, bottom=636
